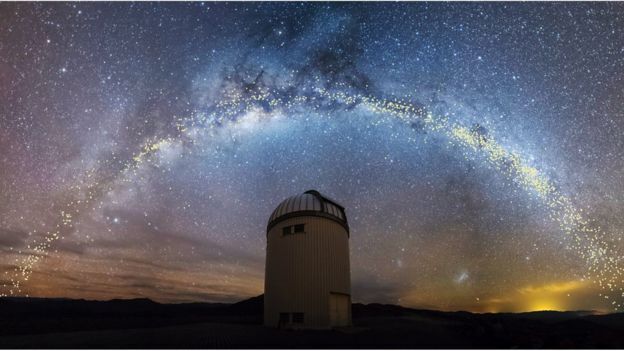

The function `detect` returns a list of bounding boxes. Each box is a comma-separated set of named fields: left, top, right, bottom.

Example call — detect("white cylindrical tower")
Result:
left=264, top=190, right=351, bottom=329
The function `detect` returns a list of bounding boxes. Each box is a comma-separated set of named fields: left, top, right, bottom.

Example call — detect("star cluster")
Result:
left=1, top=2, right=624, bottom=312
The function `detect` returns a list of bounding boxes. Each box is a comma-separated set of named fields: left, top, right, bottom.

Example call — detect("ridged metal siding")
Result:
left=264, top=216, right=351, bottom=329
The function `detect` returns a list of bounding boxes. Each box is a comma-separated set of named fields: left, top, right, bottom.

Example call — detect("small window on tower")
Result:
left=292, top=312, right=304, bottom=324
left=282, top=224, right=305, bottom=236
left=279, top=312, right=290, bottom=324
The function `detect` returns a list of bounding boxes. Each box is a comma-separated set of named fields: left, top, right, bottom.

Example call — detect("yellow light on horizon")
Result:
left=527, top=298, right=564, bottom=312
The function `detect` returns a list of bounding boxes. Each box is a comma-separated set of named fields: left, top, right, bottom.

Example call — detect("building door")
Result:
left=329, top=293, right=350, bottom=327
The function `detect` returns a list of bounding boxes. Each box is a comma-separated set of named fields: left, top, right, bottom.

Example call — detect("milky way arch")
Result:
left=4, top=81, right=623, bottom=311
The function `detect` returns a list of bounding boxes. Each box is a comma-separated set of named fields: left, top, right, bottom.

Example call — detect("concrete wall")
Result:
left=264, top=216, right=351, bottom=329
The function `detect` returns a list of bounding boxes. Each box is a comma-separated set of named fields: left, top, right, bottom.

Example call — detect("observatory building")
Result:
left=264, top=190, right=351, bottom=329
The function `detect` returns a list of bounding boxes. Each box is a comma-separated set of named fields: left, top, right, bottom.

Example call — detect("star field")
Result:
left=1, top=2, right=624, bottom=312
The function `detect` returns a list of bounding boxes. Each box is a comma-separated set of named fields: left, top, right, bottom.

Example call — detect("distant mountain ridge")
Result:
left=0, top=294, right=608, bottom=319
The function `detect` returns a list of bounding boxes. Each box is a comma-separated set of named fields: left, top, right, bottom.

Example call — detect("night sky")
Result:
left=1, top=2, right=624, bottom=313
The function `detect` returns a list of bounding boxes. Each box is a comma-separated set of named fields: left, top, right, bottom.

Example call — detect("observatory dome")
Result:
left=264, top=189, right=352, bottom=329
left=267, top=190, right=348, bottom=233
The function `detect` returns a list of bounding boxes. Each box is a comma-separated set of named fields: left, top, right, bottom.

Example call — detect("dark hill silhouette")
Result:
left=1, top=295, right=623, bottom=348
left=226, top=294, right=263, bottom=315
